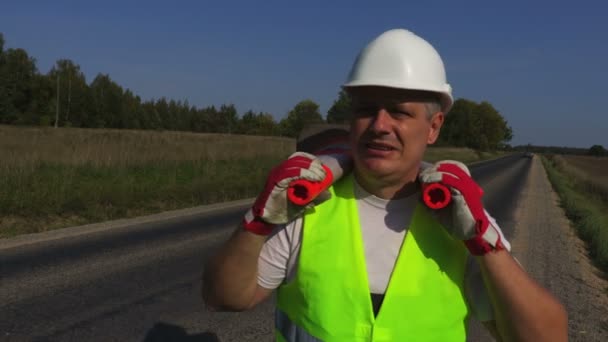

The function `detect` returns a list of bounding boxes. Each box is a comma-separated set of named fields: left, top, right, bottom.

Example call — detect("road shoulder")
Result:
left=510, top=156, right=608, bottom=341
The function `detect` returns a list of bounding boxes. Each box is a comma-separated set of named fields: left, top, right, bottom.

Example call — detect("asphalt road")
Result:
left=0, top=154, right=532, bottom=342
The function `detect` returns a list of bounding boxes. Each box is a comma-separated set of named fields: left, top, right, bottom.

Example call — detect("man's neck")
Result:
left=354, top=169, right=420, bottom=200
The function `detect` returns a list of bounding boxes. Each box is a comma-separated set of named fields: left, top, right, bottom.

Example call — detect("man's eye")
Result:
left=390, top=110, right=411, bottom=117
left=354, top=106, right=377, bottom=116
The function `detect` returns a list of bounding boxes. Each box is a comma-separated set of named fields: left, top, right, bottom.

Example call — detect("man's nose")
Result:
left=370, top=108, right=392, bottom=134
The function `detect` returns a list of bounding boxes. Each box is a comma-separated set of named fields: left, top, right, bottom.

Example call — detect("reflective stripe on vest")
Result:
left=276, top=307, right=321, bottom=342
left=276, top=173, right=469, bottom=341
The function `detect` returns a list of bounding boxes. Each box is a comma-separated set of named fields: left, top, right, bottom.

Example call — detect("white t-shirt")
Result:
left=257, top=178, right=510, bottom=322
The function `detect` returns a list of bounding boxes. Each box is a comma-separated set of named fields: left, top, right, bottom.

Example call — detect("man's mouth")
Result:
left=365, top=142, right=396, bottom=151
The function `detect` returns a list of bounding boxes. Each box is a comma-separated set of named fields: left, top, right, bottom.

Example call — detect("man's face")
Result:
left=348, top=86, right=444, bottom=185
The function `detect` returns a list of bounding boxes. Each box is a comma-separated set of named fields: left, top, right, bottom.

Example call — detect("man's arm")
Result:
left=202, top=226, right=273, bottom=311
left=420, top=161, right=567, bottom=341
left=478, top=250, right=567, bottom=342
left=482, top=321, right=503, bottom=342
left=202, top=152, right=327, bottom=311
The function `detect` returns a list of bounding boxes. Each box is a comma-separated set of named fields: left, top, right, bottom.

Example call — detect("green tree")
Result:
left=140, top=100, right=162, bottom=129
left=255, top=113, right=279, bottom=136
left=0, top=47, right=37, bottom=124
left=438, top=98, right=512, bottom=150
left=48, top=59, right=91, bottom=127
left=175, top=99, right=192, bottom=131
left=202, top=106, right=218, bottom=133
left=438, top=99, right=476, bottom=147
left=588, top=145, right=607, bottom=156
left=474, top=101, right=512, bottom=150
left=503, top=126, right=514, bottom=146
left=197, top=104, right=238, bottom=133
left=89, top=73, right=124, bottom=128
left=121, top=89, right=143, bottom=129
left=238, top=110, right=259, bottom=134
left=25, top=73, right=54, bottom=125
left=0, top=33, right=10, bottom=121
left=238, top=110, right=278, bottom=136
left=218, top=104, right=238, bottom=133
left=187, top=106, right=208, bottom=132
left=280, top=99, right=324, bottom=137
left=326, top=90, right=351, bottom=124
left=155, top=97, right=171, bottom=130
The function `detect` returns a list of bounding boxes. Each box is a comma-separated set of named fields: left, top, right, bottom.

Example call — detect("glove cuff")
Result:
left=242, top=208, right=275, bottom=236
left=464, top=220, right=506, bottom=256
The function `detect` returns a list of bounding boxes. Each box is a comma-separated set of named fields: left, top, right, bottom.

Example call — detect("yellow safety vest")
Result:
left=276, top=173, right=469, bottom=341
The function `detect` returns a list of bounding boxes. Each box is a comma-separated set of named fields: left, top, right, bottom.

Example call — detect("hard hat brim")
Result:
left=342, top=81, right=453, bottom=114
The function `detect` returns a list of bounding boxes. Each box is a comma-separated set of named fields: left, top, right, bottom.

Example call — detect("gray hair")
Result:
left=424, top=100, right=442, bottom=119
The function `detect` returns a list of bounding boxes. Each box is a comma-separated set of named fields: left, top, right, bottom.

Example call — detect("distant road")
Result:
left=1, top=154, right=533, bottom=341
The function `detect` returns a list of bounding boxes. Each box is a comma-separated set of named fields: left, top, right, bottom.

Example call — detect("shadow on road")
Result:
left=143, top=322, right=220, bottom=342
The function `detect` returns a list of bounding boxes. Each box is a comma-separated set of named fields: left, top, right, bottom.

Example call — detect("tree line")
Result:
left=512, top=144, right=607, bottom=157
left=1, top=32, right=514, bottom=150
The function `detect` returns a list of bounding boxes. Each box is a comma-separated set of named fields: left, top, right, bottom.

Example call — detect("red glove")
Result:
left=243, top=152, right=328, bottom=235
left=419, top=160, right=506, bottom=255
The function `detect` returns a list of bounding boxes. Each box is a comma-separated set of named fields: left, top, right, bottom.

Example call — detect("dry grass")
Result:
left=0, top=125, right=294, bottom=167
left=542, top=155, right=608, bottom=270
left=554, top=155, right=608, bottom=203
left=424, top=146, right=508, bottom=164
left=0, top=125, right=294, bottom=237
left=561, top=155, right=608, bottom=189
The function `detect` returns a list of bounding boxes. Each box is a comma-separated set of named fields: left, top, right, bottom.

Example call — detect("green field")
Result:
left=0, top=125, right=505, bottom=238
left=0, top=125, right=294, bottom=237
left=542, top=154, right=608, bottom=271
left=561, top=155, right=608, bottom=203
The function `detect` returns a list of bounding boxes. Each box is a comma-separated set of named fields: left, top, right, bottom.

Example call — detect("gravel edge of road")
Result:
left=509, top=156, right=608, bottom=341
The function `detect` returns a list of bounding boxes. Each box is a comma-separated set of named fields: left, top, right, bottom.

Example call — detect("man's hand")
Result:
left=419, top=160, right=505, bottom=255
left=243, top=152, right=329, bottom=235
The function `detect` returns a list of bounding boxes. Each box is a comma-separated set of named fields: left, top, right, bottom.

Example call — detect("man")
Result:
left=203, top=29, right=567, bottom=341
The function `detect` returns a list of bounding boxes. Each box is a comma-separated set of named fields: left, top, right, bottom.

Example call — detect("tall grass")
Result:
left=542, top=155, right=608, bottom=271
left=424, top=146, right=507, bottom=164
left=0, top=125, right=294, bottom=166
left=560, top=155, right=608, bottom=204
left=0, top=125, right=294, bottom=237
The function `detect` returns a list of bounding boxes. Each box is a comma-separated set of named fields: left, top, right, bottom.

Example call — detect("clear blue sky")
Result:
left=2, top=0, right=606, bottom=148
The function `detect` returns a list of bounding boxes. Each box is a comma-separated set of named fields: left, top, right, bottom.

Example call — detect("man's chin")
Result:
left=356, top=157, right=420, bottom=181
left=358, top=159, right=396, bottom=177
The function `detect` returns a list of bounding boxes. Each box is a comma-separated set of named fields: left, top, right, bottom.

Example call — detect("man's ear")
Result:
left=427, top=112, right=445, bottom=144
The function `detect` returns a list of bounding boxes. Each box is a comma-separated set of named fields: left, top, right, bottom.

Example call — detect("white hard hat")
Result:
left=343, top=29, right=453, bottom=113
